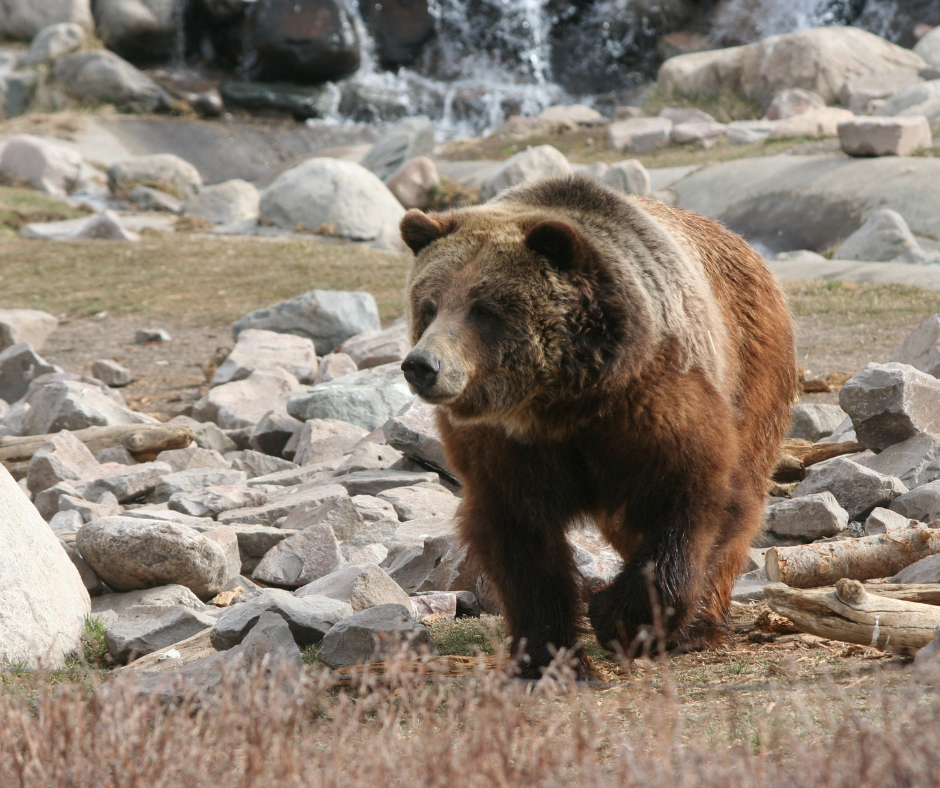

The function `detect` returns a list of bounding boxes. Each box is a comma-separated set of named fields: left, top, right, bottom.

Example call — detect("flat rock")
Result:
left=91, top=584, right=206, bottom=616
left=313, top=352, right=358, bottom=384
left=152, top=467, right=248, bottom=503
left=77, top=516, right=228, bottom=599
left=184, top=179, right=259, bottom=225
left=839, top=116, right=933, bottom=157
left=168, top=485, right=267, bottom=518
left=317, top=603, right=436, bottom=669
left=352, top=494, right=399, bottom=522
left=891, top=554, right=940, bottom=584
left=333, top=469, right=440, bottom=497
left=217, top=483, right=348, bottom=526
left=108, top=153, right=201, bottom=200
left=252, top=523, right=343, bottom=588
left=788, top=403, right=848, bottom=442
left=377, top=482, right=459, bottom=521
left=767, top=107, right=854, bottom=139
left=339, top=322, right=410, bottom=370
left=91, top=358, right=133, bottom=387
left=105, top=604, right=216, bottom=663
left=479, top=145, right=572, bottom=201
left=335, top=442, right=403, bottom=475
left=764, top=492, right=849, bottom=541
left=211, top=328, right=317, bottom=387
left=73, top=461, right=172, bottom=503
left=792, top=457, right=907, bottom=520
left=155, top=445, right=232, bottom=473
left=225, top=449, right=296, bottom=478
left=295, top=562, right=412, bottom=613
left=192, top=368, right=303, bottom=430
left=291, top=418, right=368, bottom=466
left=0, top=308, right=57, bottom=352
left=891, top=314, right=940, bottom=378
left=280, top=495, right=365, bottom=539
left=233, top=289, right=380, bottom=356
left=890, top=480, right=940, bottom=522
left=858, top=432, right=940, bottom=489
left=607, top=117, right=672, bottom=154
left=21, top=379, right=157, bottom=435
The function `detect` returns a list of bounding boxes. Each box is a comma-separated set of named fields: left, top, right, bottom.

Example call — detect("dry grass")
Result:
left=782, top=279, right=940, bottom=320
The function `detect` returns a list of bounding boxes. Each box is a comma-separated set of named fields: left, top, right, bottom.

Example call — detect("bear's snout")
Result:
left=401, top=349, right=441, bottom=394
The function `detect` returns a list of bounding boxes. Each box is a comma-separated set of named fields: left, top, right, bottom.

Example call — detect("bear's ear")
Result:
left=525, top=219, right=593, bottom=272
left=400, top=210, right=455, bottom=255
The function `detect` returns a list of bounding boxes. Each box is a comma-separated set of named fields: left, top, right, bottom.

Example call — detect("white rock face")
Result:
left=838, top=116, right=934, bottom=158
left=606, top=118, right=672, bottom=154
left=108, top=154, right=202, bottom=200
left=833, top=209, right=934, bottom=264
left=192, top=368, right=304, bottom=430
left=0, top=309, right=57, bottom=353
left=602, top=159, right=651, bottom=196
left=0, top=0, right=92, bottom=39
left=184, top=179, right=259, bottom=225
left=211, top=328, right=318, bottom=387
left=0, top=135, right=83, bottom=198
left=479, top=145, right=572, bottom=201
left=767, top=107, right=855, bottom=139
left=914, top=27, right=940, bottom=68
left=0, top=465, right=90, bottom=668
left=260, top=158, right=405, bottom=241
left=339, top=322, right=411, bottom=370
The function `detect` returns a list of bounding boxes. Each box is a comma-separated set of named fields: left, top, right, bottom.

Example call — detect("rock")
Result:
left=840, top=363, right=940, bottom=451
left=0, top=135, right=83, bottom=198
left=839, top=116, right=933, bottom=158
left=352, top=494, right=399, bottom=523
left=792, top=457, right=907, bottom=520
left=765, top=88, right=825, bottom=120
left=155, top=446, right=232, bottom=474
left=288, top=362, right=414, bottom=431
left=91, top=584, right=206, bottom=616
left=334, top=469, right=439, bottom=497
left=134, top=327, right=171, bottom=344
left=875, top=80, right=940, bottom=117
left=479, top=145, right=572, bottom=202
left=731, top=570, right=768, bottom=603
left=361, top=116, right=435, bottom=181
left=788, top=403, right=848, bottom=442
left=225, top=449, right=296, bottom=478
left=539, top=104, right=604, bottom=125
left=601, top=159, right=651, bottom=196
left=108, top=154, right=201, bottom=200
left=0, top=309, right=57, bottom=353
left=891, top=553, right=940, bottom=584
left=915, top=26, right=940, bottom=68
left=49, top=509, right=84, bottom=532
left=858, top=433, right=940, bottom=489
left=76, top=516, right=228, bottom=599
left=915, top=623, right=940, bottom=667
left=248, top=0, right=360, bottom=83
left=348, top=543, right=388, bottom=564
left=234, top=290, right=380, bottom=356
left=317, top=603, right=435, bottom=668
left=72, top=461, right=172, bottom=503
left=838, top=69, right=924, bottom=115
left=260, top=158, right=404, bottom=241
left=245, top=411, right=302, bottom=458
left=169, top=485, right=267, bottom=518
left=210, top=589, right=352, bottom=649
left=54, top=50, right=172, bottom=112
left=217, top=483, right=348, bottom=526
left=658, top=26, right=927, bottom=108
left=91, top=359, right=132, bottom=387
left=20, top=379, right=156, bottom=436
left=290, top=418, right=368, bottom=466
left=767, top=107, right=856, bottom=140
left=356, top=0, right=433, bottom=66
left=864, top=507, right=915, bottom=536
left=92, top=0, right=181, bottom=64
left=890, top=480, right=940, bottom=522
left=280, top=495, right=365, bottom=538
left=26, top=429, right=98, bottom=495
left=0, top=70, right=37, bottom=119
left=245, top=461, right=338, bottom=489
left=184, top=179, right=259, bottom=226
left=0, top=465, right=89, bottom=667
left=228, top=524, right=296, bottom=568
left=378, top=483, right=459, bottom=521
left=764, top=492, right=849, bottom=541
left=383, top=399, right=449, bottom=475
left=105, top=604, right=216, bottom=663
left=455, top=590, right=481, bottom=617
left=385, top=156, right=440, bottom=211
left=203, top=525, right=241, bottom=581
left=335, top=442, right=403, bottom=475
left=218, top=80, right=339, bottom=121
left=128, top=185, right=182, bottom=213
left=57, top=492, right=123, bottom=523
left=296, top=562, right=412, bottom=613
left=212, top=329, right=317, bottom=388
left=313, top=352, right=358, bottom=384
left=251, top=523, right=343, bottom=588
left=671, top=120, right=727, bottom=145
left=192, top=368, right=303, bottom=431
left=152, top=468, right=248, bottom=503
left=725, top=119, right=776, bottom=145
left=21, top=210, right=141, bottom=242
left=0, top=0, right=92, bottom=40
left=892, top=315, right=940, bottom=378
left=340, top=322, right=410, bottom=371
left=606, top=118, right=672, bottom=154
left=411, top=591, right=458, bottom=619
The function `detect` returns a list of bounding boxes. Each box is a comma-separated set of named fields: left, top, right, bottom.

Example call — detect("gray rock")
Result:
left=192, top=368, right=303, bottom=431
left=838, top=116, right=933, bottom=158
left=49, top=509, right=84, bottom=532
left=840, top=362, right=940, bottom=451
left=0, top=0, right=92, bottom=39
left=288, top=362, right=414, bottom=431
left=335, top=442, right=402, bottom=475
left=352, top=494, right=399, bottom=522
left=875, top=80, right=940, bottom=117
left=21, top=210, right=141, bottom=242
left=915, top=623, right=940, bottom=667
left=833, top=209, right=936, bottom=265
left=837, top=70, right=921, bottom=114
left=210, top=588, right=351, bottom=649
left=91, top=584, right=206, bottom=616
left=118, top=506, right=211, bottom=527
left=93, top=0, right=179, bottom=63
left=21, top=379, right=157, bottom=436
left=313, top=352, right=358, bottom=384
left=291, top=418, right=369, bottom=466
left=25, top=21, right=85, bottom=66
left=348, top=543, right=388, bottom=564
left=0, top=465, right=89, bottom=668
left=60, top=539, right=106, bottom=596
left=764, top=492, right=849, bottom=541
left=606, top=117, right=672, bottom=154
left=173, top=417, right=238, bottom=454
left=211, top=328, right=317, bottom=387
left=184, top=179, right=259, bottom=225
left=230, top=524, right=297, bottom=571
left=377, top=483, right=459, bottom=521
left=731, top=570, right=769, bottom=603
left=384, top=399, right=450, bottom=476
left=54, top=50, right=172, bottom=112
left=858, top=433, right=940, bottom=489
left=602, top=159, right=651, bottom=196
left=334, top=469, right=440, bottom=497
left=480, top=145, right=572, bottom=202
left=73, top=461, right=172, bottom=503
left=105, top=604, right=216, bottom=663
left=317, top=603, right=436, bottom=668
left=0, top=69, right=34, bottom=119
left=792, top=457, right=907, bottom=519
left=864, top=506, right=915, bottom=536
left=339, top=322, right=410, bottom=370
left=247, top=411, right=303, bottom=459
left=225, top=449, right=296, bottom=478
left=890, top=314, right=940, bottom=378
left=233, top=289, right=380, bottom=356
left=0, top=308, right=57, bottom=353
left=260, top=158, right=405, bottom=241
left=280, top=495, right=363, bottom=534
left=77, top=517, right=228, bottom=599
left=108, top=154, right=201, bottom=200
left=890, top=480, right=940, bottom=522
left=725, top=119, right=777, bottom=145
left=915, top=27, right=940, bottom=68
left=169, top=485, right=267, bottom=518
left=0, top=343, right=61, bottom=404
left=892, top=554, right=940, bottom=584
left=217, top=483, right=348, bottom=526
left=93, top=445, right=137, bottom=465
left=788, top=403, right=848, bottom=442
left=26, top=430, right=99, bottom=495
left=153, top=467, right=249, bottom=503
left=203, top=525, right=241, bottom=582
left=411, top=591, right=458, bottom=619
left=246, top=460, right=338, bottom=488
left=361, top=116, right=435, bottom=180
left=128, top=185, right=182, bottom=213
left=57, top=491, right=123, bottom=523
left=384, top=156, right=440, bottom=211
left=134, top=327, right=171, bottom=344
left=296, top=562, right=412, bottom=613
left=252, top=523, right=343, bottom=588
left=91, top=359, right=132, bottom=387
left=0, top=135, right=83, bottom=198
left=155, top=445, right=232, bottom=474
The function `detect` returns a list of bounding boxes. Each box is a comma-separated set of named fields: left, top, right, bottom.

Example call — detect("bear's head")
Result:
left=399, top=198, right=651, bottom=437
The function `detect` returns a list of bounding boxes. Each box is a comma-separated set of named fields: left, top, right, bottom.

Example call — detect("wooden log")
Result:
left=865, top=583, right=940, bottom=606
left=765, top=579, right=940, bottom=651
left=772, top=454, right=804, bottom=483
left=771, top=441, right=865, bottom=485
left=0, top=424, right=194, bottom=471
left=766, top=526, right=940, bottom=588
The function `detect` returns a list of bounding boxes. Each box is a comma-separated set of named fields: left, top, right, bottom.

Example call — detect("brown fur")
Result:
left=400, top=176, right=797, bottom=677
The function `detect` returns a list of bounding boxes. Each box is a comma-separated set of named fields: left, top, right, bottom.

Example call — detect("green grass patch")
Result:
left=782, top=279, right=940, bottom=319
left=0, top=186, right=89, bottom=237
left=426, top=615, right=507, bottom=656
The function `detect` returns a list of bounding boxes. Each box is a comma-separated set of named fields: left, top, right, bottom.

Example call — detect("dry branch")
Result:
left=772, top=441, right=864, bottom=484
left=766, top=526, right=940, bottom=588
left=765, top=579, right=940, bottom=651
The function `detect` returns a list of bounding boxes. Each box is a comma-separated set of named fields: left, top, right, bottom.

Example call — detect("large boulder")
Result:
left=260, top=158, right=405, bottom=241
left=183, top=179, right=259, bottom=226
left=0, top=465, right=89, bottom=668
left=233, top=289, right=380, bottom=355
left=792, top=457, right=907, bottom=520
left=211, top=328, right=317, bottom=387
left=0, top=310, right=57, bottom=353
left=479, top=146, right=572, bottom=202
left=54, top=50, right=173, bottom=112
left=108, top=154, right=202, bottom=200
left=0, top=0, right=92, bottom=39
left=658, top=26, right=927, bottom=109
left=93, top=0, right=178, bottom=64
left=247, top=0, right=360, bottom=83
left=915, top=26, right=940, bottom=68
left=833, top=209, right=936, bottom=265
left=360, top=116, right=435, bottom=181
left=0, top=135, right=83, bottom=198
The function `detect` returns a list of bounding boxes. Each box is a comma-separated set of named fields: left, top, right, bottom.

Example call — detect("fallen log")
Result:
left=765, top=579, right=940, bottom=652
left=771, top=441, right=865, bottom=485
left=0, top=424, right=195, bottom=475
left=766, top=526, right=940, bottom=588
left=864, top=583, right=940, bottom=606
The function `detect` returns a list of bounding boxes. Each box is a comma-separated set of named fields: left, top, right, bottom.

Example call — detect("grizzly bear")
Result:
left=399, top=175, right=797, bottom=677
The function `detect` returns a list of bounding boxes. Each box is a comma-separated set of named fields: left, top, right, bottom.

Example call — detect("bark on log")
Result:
left=865, top=584, right=940, bottom=606
left=771, top=441, right=865, bottom=484
left=766, top=526, right=940, bottom=588
left=0, top=424, right=195, bottom=473
left=765, top=579, right=940, bottom=652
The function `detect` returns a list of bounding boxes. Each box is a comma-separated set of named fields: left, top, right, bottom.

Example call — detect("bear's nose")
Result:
left=401, top=350, right=441, bottom=392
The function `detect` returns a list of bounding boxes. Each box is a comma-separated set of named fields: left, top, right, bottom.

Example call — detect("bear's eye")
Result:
left=469, top=301, right=500, bottom=323
left=420, top=301, right=437, bottom=326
